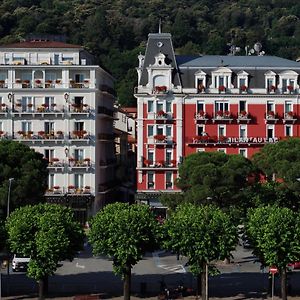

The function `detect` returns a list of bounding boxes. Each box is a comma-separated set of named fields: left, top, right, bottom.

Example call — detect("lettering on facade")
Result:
left=227, top=137, right=279, bottom=144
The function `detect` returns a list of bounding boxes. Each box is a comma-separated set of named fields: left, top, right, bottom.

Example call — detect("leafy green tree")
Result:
left=6, top=203, right=84, bottom=300
left=252, top=138, right=300, bottom=195
left=176, top=151, right=257, bottom=210
left=0, top=140, right=48, bottom=217
left=246, top=206, right=300, bottom=300
left=0, top=220, right=6, bottom=251
left=163, top=204, right=237, bottom=300
left=88, top=203, right=160, bottom=300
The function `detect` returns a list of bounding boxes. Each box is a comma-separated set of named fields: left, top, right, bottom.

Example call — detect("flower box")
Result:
left=53, top=186, right=60, bottom=189
left=223, top=110, right=231, bottom=118
left=218, top=85, right=226, bottom=92
left=287, top=85, right=294, bottom=92
left=27, top=103, right=33, bottom=107
left=240, top=85, right=248, bottom=92
left=157, top=110, right=166, bottom=117
left=56, top=131, right=63, bottom=135
left=269, top=85, right=276, bottom=93
left=38, top=131, right=45, bottom=135
left=69, top=158, right=75, bottom=162
left=216, top=110, right=223, bottom=117
left=17, top=130, right=24, bottom=135
left=1, top=103, right=6, bottom=107
left=84, top=186, right=90, bottom=190
left=16, top=103, right=22, bottom=107
left=55, top=79, right=61, bottom=84
left=68, top=185, right=75, bottom=189
left=154, top=134, right=166, bottom=141
left=51, top=158, right=59, bottom=162
left=51, top=103, right=56, bottom=107
left=15, top=79, right=22, bottom=84
left=41, top=103, right=48, bottom=108
left=155, top=85, right=167, bottom=93
left=35, top=79, right=42, bottom=84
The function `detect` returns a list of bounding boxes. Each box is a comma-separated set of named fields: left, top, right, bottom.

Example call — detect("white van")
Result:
left=12, top=254, right=30, bottom=272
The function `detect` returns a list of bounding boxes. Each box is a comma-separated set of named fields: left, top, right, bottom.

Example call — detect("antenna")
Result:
left=158, top=18, right=162, bottom=34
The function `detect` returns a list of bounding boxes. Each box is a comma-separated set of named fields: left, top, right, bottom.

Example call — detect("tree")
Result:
left=252, top=138, right=300, bottom=196
left=176, top=151, right=257, bottom=210
left=88, top=203, right=161, bottom=300
left=6, top=203, right=84, bottom=299
left=0, top=140, right=48, bottom=217
left=246, top=206, right=300, bottom=300
left=0, top=220, right=6, bottom=251
left=163, top=204, right=237, bottom=300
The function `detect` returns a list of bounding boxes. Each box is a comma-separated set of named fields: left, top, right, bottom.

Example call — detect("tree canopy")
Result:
left=176, top=151, right=256, bottom=208
left=0, top=140, right=48, bottom=217
left=1, top=0, right=300, bottom=106
left=246, top=205, right=300, bottom=300
left=88, top=203, right=161, bottom=300
left=163, top=204, right=237, bottom=299
left=6, top=203, right=84, bottom=299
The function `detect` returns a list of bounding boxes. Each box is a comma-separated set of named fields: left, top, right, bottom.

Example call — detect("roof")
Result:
left=0, top=41, right=83, bottom=49
left=177, top=55, right=300, bottom=69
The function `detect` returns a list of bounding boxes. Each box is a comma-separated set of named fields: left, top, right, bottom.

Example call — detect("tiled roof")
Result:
left=0, top=41, right=83, bottom=49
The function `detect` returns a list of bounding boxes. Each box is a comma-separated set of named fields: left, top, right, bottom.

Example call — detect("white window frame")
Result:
left=218, top=125, right=226, bottom=138
left=239, top=148, right=247, bottom=157
left=195, top=70, right=207, bottom=89
left=196, top=101, right=205, bottom=113
left=278, top=70, right=298, bottom=92
left=239, top=100, right=247, bottom=113
left=197, top=124, right=205, bottom=136
left=48, top=174, right=55, bottom=189
left=147, top=100, right=154, bottom=113
left=74, top=173, right=84, bottom=189
left=147, top=172, right=155, bottom=189
left=147, top=149, right=155, bottom=166
left=266, top=124, right=275, bottom=139
left=217, top=148, right=226, bottom=153
left=237, top=71, right=249, bottom=88
left=285, top=101, right=293, bottom=113
left=215, top=101, right=229, bottom=113
left=285, top=124, right=293, bottom=137
left=266, top=101, right=275, bottom=113
left=166, top=149, right=173, bottom=166
left=265, top=71, right=276, bottom=89
left=165, top=171, right=173, bottom=189
left=147, top=125, right=154, bottom=137
left=211, top=67, right=232, bottom=89
left=239, top=125, right=247, bottom=138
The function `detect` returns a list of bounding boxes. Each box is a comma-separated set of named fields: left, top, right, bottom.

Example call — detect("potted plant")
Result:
left=241, top=85, right=248, bottom=92
left=216, top=110, right=224, bottom=118
left=35, top=79, right=41, bottom=84
left=68, top=185, right=75, bottom=190
left=218, top=85, right=226, bottom=93
left=239, top=110, right=248, bottom=118
left=15, top=79, right=22, bottom=84
left=198, top=84, right=205, bottom=92
left=267, top=111, right=275, bottom=118
left=55, top=79, right=61, bottom=84
left=224, top=110, right=231, bottom=118
left=269, top=85, right=276, bottom=93
left=38, top=130, right=45, bottom=135
left=287, top=85, right=294, bottom=92
left=27, top=103, right=33, bottom=108
left=286, top=111, right=294, bottom=119
left=157, top=110, right=166, bottom=117
left=154, top=134, right=166, bottom=141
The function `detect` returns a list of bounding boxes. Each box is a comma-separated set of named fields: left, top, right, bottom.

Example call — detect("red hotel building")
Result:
left=135, top=31, right=300, bottom=206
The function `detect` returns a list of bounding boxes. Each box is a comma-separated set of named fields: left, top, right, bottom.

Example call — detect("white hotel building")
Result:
left=0, top=40, right=116, bottom=221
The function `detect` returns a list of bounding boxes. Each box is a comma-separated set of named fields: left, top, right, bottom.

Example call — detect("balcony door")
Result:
left=74, top=174, right=84, bottom=189
left=45, top=122, right=55, bottom=134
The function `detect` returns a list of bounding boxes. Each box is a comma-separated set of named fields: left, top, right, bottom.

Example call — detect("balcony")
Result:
left=153, top=85, right=169, bottom=95
left=194, top=111, right=209, bottom=123
left=69, top=80, right=90, bottom=89
left=12, top=104, right=65, bottom=117
left=47, top=158, right=65, bottom=170
left=265, top=111, right=279, bottom=124
left=212, top=111, right=233, bottom=123
left=46, top=186, right=93, bottom=196
left=237, top=111, right=251, bottom=123
left=141, top=160, right=178, bottom=170
left=0, top=80, right=7, bottom=89
left=151, top=135, right=174, bottom=146
left=68, top=158, right=93, bottom=170
left=155, top=111, right=173, bottom=121
left=69, top=103, right=91, bottom=115
left=15, top=131, right=65, bottom=143
left=283, top=112, right=297, bottom=124
left=69, top=131, right=90, bottom=143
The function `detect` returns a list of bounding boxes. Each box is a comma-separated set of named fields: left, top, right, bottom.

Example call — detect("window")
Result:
left=157, top=102, right=163, bottom=112
left=166, top=150, right=172, bottom=165
left=157, top=126, right=164, bottom=135
left=195, top=70, right=207, bottom=90
left=147, top=172, right=154, bottom=189
left=45, top=96, right=55, bottom=108
left=267, top=125, right=274, bottom=139
left=197, top=101, right=204, bottom=113
left=74, top=174, right=84, bottom=189
left=239, top=149, right=247, bottom=157
left=218, top=125, right=226, bottom=137
left=239, top=78, right=246, bottom=87
left=279, top=71, right=298, bottom=92
left=166, top=125, right=172, bottom=137
left=215, top=101, right=229, bottom=113
left=267, top=101, right=274, bottom=112
left=148, top=125, right=154, bottom=137
left=166, top=101, right=172, bottom=113
left=75, top=74, right=84, bottom=83
left=211, top=67, right=232, bottom=89
left=166, top=171, right=173, bottom=189
left=147, top=149, right=154, bottom=165
left=45, top=122, right=55, bottom=134
left=0, top=122, right=2, bottom=131
left=285, top=125, right=292, bottom=137
left=44, top=149, right=54, bottom=161
left=74, top=121, right=84, bottom=131
left=285, top=101, right=292, bottom=113
left=240, top=125, right=247, bottom=138
left=45, top=73, right=56, bottom=81
left=217, top=148, right=226, bottom=153
left=197, top=125, right=204, bottom=136
left=74, top=96, right=84, bottom=106
left=75, top=149, right=84, bottom=161
left=265, top=71, right=276, bottom=90
left=197, top=148, right=205, bottom=152
left=21, top=96, right=33, bottom=112
left=282, top=79, right=287, bottom=92
left=48, top=174, right=54, bottom=189
left=237, top=71, right=249, bottom=88
left=239, top=101, right=246, bottom=112
left=21, top=121, right=32, bottom=132
left=148, top=100, right=154, bottom=113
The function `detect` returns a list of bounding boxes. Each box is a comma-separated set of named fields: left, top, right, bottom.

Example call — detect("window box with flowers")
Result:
left=166, top=182, right=173, bottom=188
left=68, top=185, right=75, bottom=191
left=144, top=159, right=151, bottom=166
left=219, top=135, right=228, bottom=143
left=218, top=85, right=226, bottom=93
left=216, top=110, right=224, bottom=119
left=240, top=85, right=248, bottom=93
left=35, top=79, right=42, bottom=87
left=287, top=85, right=294, bottom=93
left=198, top=84, right=205, bottom=93
left=223, top=110, right=231, bottom=118
left=238, top=110, right=248, bottom=119
left=284, top=111, right=294, bottom=119
left=269, top=85, right=276, bottom=93
left=154, top=85, right=167, bottom=93
left=15, top=79, right=22, bottom=84
left=156, top=110, right=166, bottom=118
left=153, top=134, right=166, bottom=142
left=193, top=136, right=203, bottom=143
left=195, top=110, right=207, bottom=120
left=84, top=186, right=91, bottom=193
left=266, top=111, right=275, bottom=119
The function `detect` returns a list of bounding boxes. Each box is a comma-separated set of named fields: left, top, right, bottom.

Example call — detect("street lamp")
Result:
left=7, top=178, right=14, bottom=218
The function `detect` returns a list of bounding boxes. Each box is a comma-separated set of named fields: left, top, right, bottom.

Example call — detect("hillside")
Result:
left=1, top=0, right=300, bottom=106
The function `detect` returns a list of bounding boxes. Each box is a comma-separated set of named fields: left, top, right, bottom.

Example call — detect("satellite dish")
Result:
left=250, top=49, right=255, bottom=54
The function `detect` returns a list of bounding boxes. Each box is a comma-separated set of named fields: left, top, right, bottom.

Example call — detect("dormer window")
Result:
left=211, top=67, right=232, bottom=89
left=279, top=70, right=298, bottom=93
left=237, top=71, right=249, bottom=90
left=265, top=71, right=277, bottom=91
left=195, top=70, right=206, bottom=92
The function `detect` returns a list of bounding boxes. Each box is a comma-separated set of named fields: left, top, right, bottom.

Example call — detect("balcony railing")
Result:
left=13, top=104, right=65, bottom=113
left=69, top=80, right=90, bottom=89
left=194, top=111, right=208, bottom=121
left=15, top=131, right=65, bottom=140
left=143, top=160, right=177, bottom=168
left=155, top=111, right=173, bottom=120
left=69, top=104, right=90, bottom=113
left=46, top=186, right=94, bottom=195
left=69, top=131, right=90, bottom=140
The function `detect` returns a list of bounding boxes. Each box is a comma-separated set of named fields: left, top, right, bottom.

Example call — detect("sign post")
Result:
left=269, top=266, right=278, bottom=300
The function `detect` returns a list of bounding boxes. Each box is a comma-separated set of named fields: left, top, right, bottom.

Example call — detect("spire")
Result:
left=158, top=18, right=162, bottom=34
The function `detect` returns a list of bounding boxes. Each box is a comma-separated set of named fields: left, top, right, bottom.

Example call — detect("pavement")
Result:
left=1, top=243, right=300, bottom=299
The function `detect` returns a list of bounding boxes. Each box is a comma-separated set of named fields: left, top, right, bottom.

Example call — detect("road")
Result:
left=1, top=243, right=300, bottom=299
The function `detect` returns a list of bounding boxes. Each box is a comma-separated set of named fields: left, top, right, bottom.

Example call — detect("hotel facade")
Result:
left=135, top=32, right=300, bottom=205
left=0, top=40, right=116, bottom=221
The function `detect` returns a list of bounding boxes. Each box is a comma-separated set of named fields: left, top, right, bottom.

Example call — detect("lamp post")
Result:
left=7, top=178, right=14, bottom=218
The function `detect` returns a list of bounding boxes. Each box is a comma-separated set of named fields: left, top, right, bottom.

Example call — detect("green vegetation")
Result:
left=1, top=0, right=300, bottom=105
left=163, top=204, right=237, bottom=299
left=0, top=140, right=48, bottom=217
left=246, top=206, right=300, bottom=300
left=6, top=203, right=84, bottom=299
left=88, top=203, right=161, bottom=300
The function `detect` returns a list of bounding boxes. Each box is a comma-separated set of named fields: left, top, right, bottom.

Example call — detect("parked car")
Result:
left=12, top=254, right=30, bottom=272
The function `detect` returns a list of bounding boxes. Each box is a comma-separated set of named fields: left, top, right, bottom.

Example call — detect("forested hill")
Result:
left=1, top=0, right=300, bottom=106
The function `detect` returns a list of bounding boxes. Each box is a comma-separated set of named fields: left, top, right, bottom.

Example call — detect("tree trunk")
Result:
left=280, top=268, right=287, bottom=300
left=201, top=262, right=207, bottom=300
left=196, top=273, right=201, bottom=299
left=38, top=275, right=48, bottom=300
left=123, top=263, right=131, bottom=300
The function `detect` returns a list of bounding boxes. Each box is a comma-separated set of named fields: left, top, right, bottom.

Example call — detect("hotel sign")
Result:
left=227, top=137, right=279, bottom=144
